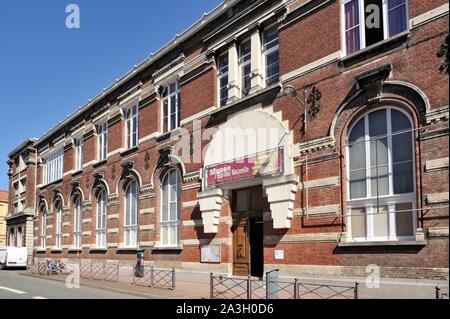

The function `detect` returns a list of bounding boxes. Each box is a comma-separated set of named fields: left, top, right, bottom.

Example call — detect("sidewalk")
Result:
left=20, top=271, right=211, bottom=299
left=20, top=270, right=449, bottom=299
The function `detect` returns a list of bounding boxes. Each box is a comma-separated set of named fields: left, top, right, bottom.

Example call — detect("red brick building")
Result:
left=7, top=0, right=449, bottom=279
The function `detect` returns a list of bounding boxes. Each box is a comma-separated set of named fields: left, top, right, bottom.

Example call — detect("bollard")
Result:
left=171, top=268, right=176, bottom=290
left=210, top=273, right=214, bottom=299
left=247, top=276, right=251, bottom=299
left=354, top=282, right=359, bottom=299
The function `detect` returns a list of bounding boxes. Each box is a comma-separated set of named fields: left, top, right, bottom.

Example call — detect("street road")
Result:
left=0, top=269, right=143, bottom=299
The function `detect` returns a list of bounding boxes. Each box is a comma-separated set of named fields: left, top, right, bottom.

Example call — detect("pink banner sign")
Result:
left=206, top=148, right=283, bottom=187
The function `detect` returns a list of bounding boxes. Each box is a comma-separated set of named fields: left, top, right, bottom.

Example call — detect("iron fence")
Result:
left=132, top=266, right=176, bottom=290
left=210, top=273, right=358, bottom=300
left=79, top=263, right=120, bottom=282
left=27, top=262, right=49, bottom=276
left=436, top=287, right=449, bottom=299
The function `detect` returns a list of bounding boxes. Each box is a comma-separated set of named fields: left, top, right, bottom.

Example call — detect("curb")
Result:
left=19, top=272, right=179, bottom=299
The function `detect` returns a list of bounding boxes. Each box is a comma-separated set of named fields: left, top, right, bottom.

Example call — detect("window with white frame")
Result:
left=44, top=149, right=64, bottom=185
left=162, top=82, right=181, bottom=133
left=160, top=169, right=181, bottom=247
left=96, top=189, right=107, bottom=248
left=125, top=106, right=139, bottom=149
left=74, top=138, right=84, bottom=171
left=55, top=201, right=63, bottom=249
left=73, top=196, right=82, bottom=248
left=40, top=206, right=47, bottom=249
left=239, top=39, right=252, bottom=96
left=347, top=107, right=416, bottom=242
left=343, top=0, right=408, bottom=55
left=218, top=53, right=229, bottom=107
left=263, top=26, right=280, bottom=86
left=124, top=180, right=138, bottom=247
left=97, top=123, right=108, bottom=161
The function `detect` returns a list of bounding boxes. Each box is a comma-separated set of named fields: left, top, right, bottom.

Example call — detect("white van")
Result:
left=0, top=247, right=28, bottom=269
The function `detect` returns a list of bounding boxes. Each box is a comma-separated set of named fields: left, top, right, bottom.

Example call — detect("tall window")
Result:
left=347, top=107, right=415, bottom=242
left=124, top=180, right=138, bottom=247
left=44, top=149, right=64, bottom=185
left=96, top=189, right=107, bottom=248
left=263, top=26, right=280, bottom=86
left=239, top=40, right=252, bottom=96
left=162, top=82, right=181, bottom=133
left=218, top=53, right=229, bottom=107
left=343, top=0, right=408, bottom=55
left=160, top=169, right=181, bottom=247
left=125, top=106, right=139, bottom=149
left=55, top=201, right=62, bottom=249
left=74, top=138, right=83, bottom=171
left=41, top=207, right=47, bottom=249
left=97, top=123, right=108, bottom=161
left=73, top=197, right=82, bottom=249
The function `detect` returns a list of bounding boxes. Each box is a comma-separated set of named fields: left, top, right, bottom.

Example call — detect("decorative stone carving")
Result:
left=437, top=35, right=449, bottom=75
left=306, top=86, right=322, bottom=119
left=263, top=175, right=298, bottom=229
left=198, top=189, right=223, bottom=233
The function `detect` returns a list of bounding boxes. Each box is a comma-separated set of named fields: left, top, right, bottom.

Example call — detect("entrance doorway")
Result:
left=232, top=186, right=266, bottom=278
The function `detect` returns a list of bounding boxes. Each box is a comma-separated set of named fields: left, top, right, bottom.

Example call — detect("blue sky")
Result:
left=0, top=0, right=223, bottom=190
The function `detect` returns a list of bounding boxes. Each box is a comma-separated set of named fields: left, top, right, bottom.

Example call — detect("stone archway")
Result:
left=198, top=105, right=298, bottom=233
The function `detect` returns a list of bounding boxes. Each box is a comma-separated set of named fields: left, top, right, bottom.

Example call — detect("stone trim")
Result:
left=294, top=204, right=340, bottom=217
left=425, top=105, right=449, bottom=124
left=139, top=241, right=155, bottom=248
left=298, top=176, right=339, bottom=190
left=82, top=218, right=92, bottom=224
left=182, top=216, right=232, bottom=228
left=298, top=136, right=335, bottom=155
left=425, top=158, right=449, bottom=171
left=409, top=3, right=449, bottom=30
left=264, top=232, right=340, bottom=244
left=107, top=214, right=119, bottom=220
left=182, top=238, right=231, bottom=247
left=281, top=51, right=342, bottom=83
left=139, top=225, right=154, bottom=232
left=107, top=243, right=119, bottom=248
left=426, top=193, right=449, bottom=204
left=82, top=231, right=92, bottom=236
left=139, top=208, right=155, bottom=215
left=428, top=226, right=449, bottom=238
left=107, top=228, right=119, bottom=234
left=182, top=200, right=199, bottom=209
left=182, top=183, right=201, bottom=191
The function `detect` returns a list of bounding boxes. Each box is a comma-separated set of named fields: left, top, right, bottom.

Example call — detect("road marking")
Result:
left=0, top=286, right=27, bottom=294
left=32, top=296, right=47, bottom=299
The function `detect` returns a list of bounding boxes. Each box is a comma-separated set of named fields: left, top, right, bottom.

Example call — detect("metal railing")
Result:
left=132, top=266, right=176, bottom=290
left=27, top=262, right=50, bottom=277
left=210, top=272, right=359, bottom=299
left=436, top=286, right=449, bottom=299
left=79, top=263, right=120, bottom=282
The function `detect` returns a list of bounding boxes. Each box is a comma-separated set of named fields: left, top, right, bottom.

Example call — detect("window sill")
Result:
left=120, top=146, right=139, bottom=157
left=72, top=170, right=83, bottom=177
left=35, top=248, right=47, bottom=253
left=156, top=128, right=182, bottom=143
left=93, top=160, right=107, bottom=169
left=340, top=31, right=409, bottom=69
left=89, top=247, right=108, bottom=253
left=338, top=240, right=427, bottom=248
left=67, top=248, right=83, bottom=253
left=152, top=244, right=183, bottom=251
left=50, top=249, right=63, bottom=253
left=116, top=246, right=139, bottom=252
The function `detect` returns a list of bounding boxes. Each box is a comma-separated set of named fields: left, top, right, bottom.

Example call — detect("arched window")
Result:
left=96, top=189, right=107, bottom=248
left=124, top=180, right=138, bottom=247
left=40, top=207, right=47, bottom=248
left=160, top=169, right=181, bottom=247
left=55, top=201, right=63, bottom=249
left=347, top=107, right=416, bottom=242
left=73, top=196, right=83, bottom=249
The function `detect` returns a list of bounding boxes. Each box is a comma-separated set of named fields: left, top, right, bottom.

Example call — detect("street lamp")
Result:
left=283, top=84, right=307, bottom=134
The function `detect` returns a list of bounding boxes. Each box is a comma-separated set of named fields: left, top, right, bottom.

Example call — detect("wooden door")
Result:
left=232, top=218, right=250, bottom=276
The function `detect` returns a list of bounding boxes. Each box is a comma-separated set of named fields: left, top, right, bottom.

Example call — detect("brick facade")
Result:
left=6, top=0, right=449, bottom=279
